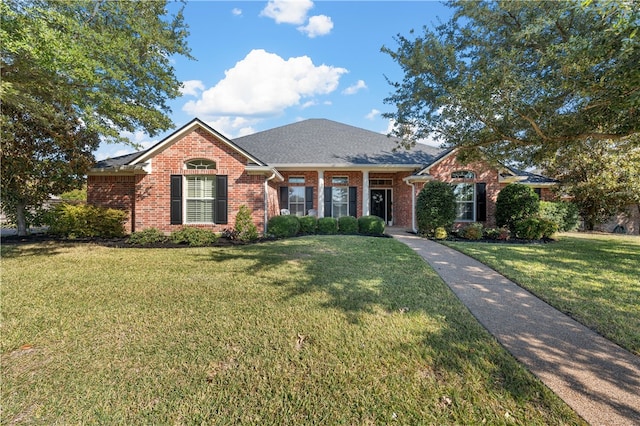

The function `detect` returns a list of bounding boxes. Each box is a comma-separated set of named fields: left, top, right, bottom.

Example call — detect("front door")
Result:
left=370, top=189, right=392, bottom=224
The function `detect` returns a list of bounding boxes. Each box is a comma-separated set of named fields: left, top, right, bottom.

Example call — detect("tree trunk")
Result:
left=15, top=203, right=28, bottom=236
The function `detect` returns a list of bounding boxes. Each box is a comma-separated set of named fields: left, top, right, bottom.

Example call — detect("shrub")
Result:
left=45, top=203, right=126, bottom=238
left=515, top=217, right=559, bottom=240
left=496, top=183, right=540, bottom=232
left=434, top=227, right=448, bottom=240
left=267, top=215, right=300, bottom=238
left=484, top=227, right=511, bottom=241
left=539, top=201, right=579, bottom=232
left=416, top=181, right=456, bottom=235
left=317, top=217, right=338, bottom=235
left=461, top=223, right=483, bottom=240
left=299, top=216, right=318, bottom=235
left=128, top=228, right=167, bottom=245
left=234, top=205, right=259, bottom=242
left=358, top=215, right=385, bottom=236
left=170, top=227, right=218, bottom=246
left=538, top=218, right=559, bottom=238
left=337, top=216, right=358, bottom=234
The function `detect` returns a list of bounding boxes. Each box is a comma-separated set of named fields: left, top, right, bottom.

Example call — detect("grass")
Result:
left=1, top=236, right=584, bottom=424
left=445, top=232, right=640, bottom=356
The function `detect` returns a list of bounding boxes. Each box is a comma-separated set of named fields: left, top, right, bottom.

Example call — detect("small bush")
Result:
left=496, top=183, right=540, bottom=232
left=434, top=227, right=448, bottom=240
left=484, top=227, right=511, bottom=241
left=268, top=215, right=300, bottom=238
left=539, top=201, right=579, bottom=232
left=128, top=228, right=167, bottom=245
left=170, top=227, right=218, bottom=246
left=45, top=203, right=126, bottom=238
left=235, top=205, right=259, bottom=242
left=461, top=223, right=483, bottom=240
left=358, top=215, right=385, bottom=236
left=514, top=218, right=558, bottom=240
left=538, top=217, right=559, bottom=238
left=299, top=216, right=318, bottom=235
left=337, top=216, right=358, bottom=235
left=416, top=181, right=456, bottom=235
left=318, top=217, right=338, bottom=235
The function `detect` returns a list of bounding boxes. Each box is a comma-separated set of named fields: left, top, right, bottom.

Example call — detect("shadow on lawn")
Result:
left=206, top=235, right=559, bottom=407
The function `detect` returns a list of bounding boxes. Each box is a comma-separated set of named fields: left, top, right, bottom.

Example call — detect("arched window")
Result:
left=451, top=170, right=475, bottom=179
left=185, top=159, right=216, bottom=170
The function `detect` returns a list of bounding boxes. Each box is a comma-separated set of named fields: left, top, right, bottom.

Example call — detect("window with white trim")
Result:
left=186, top=159, right=216, bottom=170
left=288, top=187, right=306, bottom=216
left=331, top=177, right=349, bottom=218
left=186, top=176, right=216, bottom=223
left=453, top=183, right=475, bottom=221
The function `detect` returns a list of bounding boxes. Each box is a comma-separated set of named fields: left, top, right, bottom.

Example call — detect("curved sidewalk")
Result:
left=387, top=228, right=640, bottom=426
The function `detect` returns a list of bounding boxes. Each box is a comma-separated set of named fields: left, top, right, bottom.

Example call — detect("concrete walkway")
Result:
left=387, top=228, right=640, bottom=426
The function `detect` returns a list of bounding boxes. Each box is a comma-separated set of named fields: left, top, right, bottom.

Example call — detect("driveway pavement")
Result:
left=387, top=228, right=640, bottom=426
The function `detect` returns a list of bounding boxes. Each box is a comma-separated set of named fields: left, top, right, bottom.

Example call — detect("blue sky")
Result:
left=96, top=1, right=453, bottom=160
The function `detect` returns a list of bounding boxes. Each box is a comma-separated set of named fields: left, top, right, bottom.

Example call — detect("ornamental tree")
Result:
left=1, top=0, right=192, bottom=235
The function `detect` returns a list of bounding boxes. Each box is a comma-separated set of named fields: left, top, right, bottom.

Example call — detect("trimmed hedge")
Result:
left=337, top=216, right=358, bottom=234
left=416, top=181, right=456, bottom=235
left=496, top=183, right=540, bottom=232
left=515, top=217, right=558, bottom=240
left=128, top=228, right=167, bottom=245
left=268, top=215, right=300, bottom=238
left=318, top=217, right=338, bottom=235
left=299, top=216, right=318, bottom=235
left=358, top=215, right=385, bottom=236
left=170, top=227, right=218, bottom=246
left=45, top=203, right=126, bottom=238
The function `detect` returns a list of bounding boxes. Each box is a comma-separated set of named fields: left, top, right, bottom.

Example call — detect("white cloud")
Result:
left=260, top=0, right=313, bottom=25
left=301, top=100, right=317, bottom=109
left=232, top=8, right=242, bottom=16
left=180, top=80, right=205, bottom=97
left=365, top=109, right=380, bottom=120
left=298, top=14, right=333, bottom=38
left=342, top=79, right=367, bottom=95
left=183, top=49, right=347, bottom=117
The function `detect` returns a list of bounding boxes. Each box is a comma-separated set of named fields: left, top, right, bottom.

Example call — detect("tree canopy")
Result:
left=382, top=0, right=639, bottom=166
left=1, top=0, right=192, bottom=235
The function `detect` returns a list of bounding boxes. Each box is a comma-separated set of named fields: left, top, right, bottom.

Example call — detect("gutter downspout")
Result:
left=264, top=172, right=277, bottom=236
left=405, top=179, right=417, bottom=233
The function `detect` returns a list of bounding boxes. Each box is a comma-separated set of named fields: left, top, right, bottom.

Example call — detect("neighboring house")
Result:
left=88, top=118, right=556, bottom=234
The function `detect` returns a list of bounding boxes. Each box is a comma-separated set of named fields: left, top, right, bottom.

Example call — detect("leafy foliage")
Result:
left=460, top=223, right=483, bottom=240
left=170, top=227, right=219, bottom=247
left=317, top=217, right=338, bottom=235
left=514, top=218, right=558, bottom=240
left=337, top=216, right=359, bottom=235
left=267, top=215, right=300, bottom=238
left=128, top=228, right=168, bottom=245
left=496, top=184, right=540, bottom=232
left=234, top=205, right=259, bottom=242
left=434, top=227, right=448, bottom=240
left=539, top=201, right=580, bottom=232
left=44, top=203, right=126, bottom=238
left=298, top=216, right=318, bottom=235
left=1, top=0, right=191, bottom=235
left=357, top=215, right=385, bottom=236
left=383, top=1, right=639, bottom=165
left=416, top=181, right=456, bottom=235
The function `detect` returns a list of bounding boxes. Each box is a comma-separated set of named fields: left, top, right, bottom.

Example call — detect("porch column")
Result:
left=362, top=170, right=369, bottom=216
left=318, top=170, right=325, bottom=218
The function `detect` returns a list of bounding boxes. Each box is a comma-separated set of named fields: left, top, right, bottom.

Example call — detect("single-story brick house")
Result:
left=88, top=118, right=556, bottom=234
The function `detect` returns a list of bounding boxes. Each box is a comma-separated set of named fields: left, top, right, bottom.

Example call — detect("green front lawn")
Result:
left=1, top=237, right=583, bottom=424
left=446, top=233, right=640, bottom=356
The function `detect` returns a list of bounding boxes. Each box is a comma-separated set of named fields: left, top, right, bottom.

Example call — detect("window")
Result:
left=186, top=176, right=216, bottom=223
left=330, top=177, right=349, bottom=218
left=453, top=183, right=475, bottom=221
left=370, top=178, right=393, bottom=187
left=288, top=187, right=306, bottom=216
left=186, top=159, right=216, bottom=170
left=451, top=170, right=475, bottom=179
left=289, top=176, right=305, bottom=184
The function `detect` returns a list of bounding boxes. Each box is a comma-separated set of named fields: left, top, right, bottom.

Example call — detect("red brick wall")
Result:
left=426, top=154, right=501, bottom=227
left=89, top=128, right=267, bottom=234
left=87, top=175, right=136, bottom=233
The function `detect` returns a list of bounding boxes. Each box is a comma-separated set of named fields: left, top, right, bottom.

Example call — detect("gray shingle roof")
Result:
left=233, top=119, right=442, bottom=166
left=93, top=149, right=149, bottom=169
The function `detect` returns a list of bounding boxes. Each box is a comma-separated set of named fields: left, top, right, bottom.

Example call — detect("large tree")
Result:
left=382, top=0, right=639, bottom=165
left=1, top=0, right=191, bottom=235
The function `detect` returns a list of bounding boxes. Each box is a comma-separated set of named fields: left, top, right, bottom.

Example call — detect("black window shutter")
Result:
left=349, top=187, right=357, bottom=217
left=324, top=187, right=332, bottom=217
left=476, top=183, right=487, bottom=222
left=170, top=175, right=182, bottom=225
left=305, top=187, right=314, bottom=214
left=215, top=175, right=228, bottom=224
left=280, top=186, right=289, bottom=211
